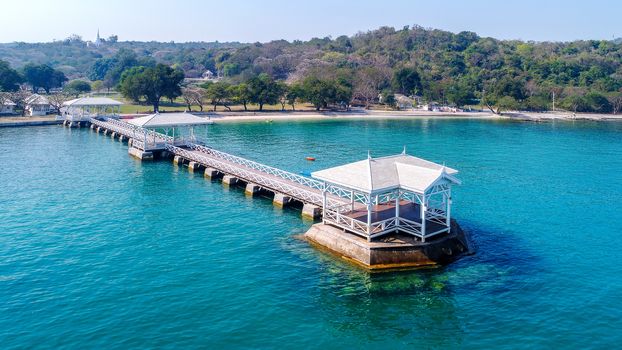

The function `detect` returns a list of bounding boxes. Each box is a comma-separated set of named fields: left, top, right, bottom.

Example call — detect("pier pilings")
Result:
left=273, top=193, right=293, bottom=207
left=245, top=183, right=262, bottom=196
left=222, top=175, right=239, bottom=186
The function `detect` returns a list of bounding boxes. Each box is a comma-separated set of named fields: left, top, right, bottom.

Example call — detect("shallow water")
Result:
left=1, top=119, right=621, bottom=349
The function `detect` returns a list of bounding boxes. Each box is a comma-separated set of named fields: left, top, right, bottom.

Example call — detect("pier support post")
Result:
left=173, top=155, right=184, bottom=166
left=302, top=203, right=322, bottom=219
left=204, top=168, right=220, bottom=179
left=96, top=126, right=102, bottom=133
left=222, top=175, right=239, bottom=186
left=128, top=147, right=153, bottom=160
left=273, top=193, right=292, bottom=207
left=90, top=124, right=96, bottom=130
left=103, top=129, right=109, bottom=135
left=119, top=135, right=126, bottom=142
left=110, top=132, right=117, bottom=139
left=245, top=183, right=262, bottom=196
left=187, top=161, right=202, bottom=172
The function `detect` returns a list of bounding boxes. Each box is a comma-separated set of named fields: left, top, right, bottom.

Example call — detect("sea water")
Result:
left=1, top=118, right=621, bottom=349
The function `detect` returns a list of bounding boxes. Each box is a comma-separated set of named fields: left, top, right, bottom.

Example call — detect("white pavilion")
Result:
left=63, top=97, right=123, bottom=122
left=126, top=112, right=213, bottom=152
left=312, top=151, right=461, bottom=242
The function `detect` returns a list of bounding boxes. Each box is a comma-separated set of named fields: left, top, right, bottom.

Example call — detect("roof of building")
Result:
left=312, top=152, right=460, bottom=194
left=63, top=97, right=122, bottom=107
left=25, top=94, right=50, bottom=105
left=1, top=100, right=16, bottom=106
left=127, top=112, right=213, bottom=128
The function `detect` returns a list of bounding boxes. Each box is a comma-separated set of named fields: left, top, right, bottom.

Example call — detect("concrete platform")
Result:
left=128, top=147, right=154, bottom=160
left=304, top=220, right=472, bottom=270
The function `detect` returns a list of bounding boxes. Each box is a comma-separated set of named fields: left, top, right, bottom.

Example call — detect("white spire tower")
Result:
left=95, top=29, right=102, bottom=47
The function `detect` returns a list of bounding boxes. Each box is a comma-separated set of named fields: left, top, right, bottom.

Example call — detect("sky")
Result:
left=1, top=0, right=620, bottom=43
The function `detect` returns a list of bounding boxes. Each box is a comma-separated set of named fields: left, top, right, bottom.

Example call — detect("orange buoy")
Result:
left=305, top=156, right=316, bottom=161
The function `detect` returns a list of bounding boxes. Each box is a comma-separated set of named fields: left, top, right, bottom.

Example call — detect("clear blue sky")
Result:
left=3, top=0, right=620, bottom=43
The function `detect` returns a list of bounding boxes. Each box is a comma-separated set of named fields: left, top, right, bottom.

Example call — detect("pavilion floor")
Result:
left=342, top=200, right=447, bottom=236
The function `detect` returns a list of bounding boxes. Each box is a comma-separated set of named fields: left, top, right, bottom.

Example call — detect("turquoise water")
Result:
left=1, top=119, right=621, bottom=349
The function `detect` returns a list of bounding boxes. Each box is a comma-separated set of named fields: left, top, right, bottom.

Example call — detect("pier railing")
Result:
left=92, top=117, right=351, bottom=208
left=166, top=144, right=338, bottom=207
left=188, top=144, right=325, bottom=191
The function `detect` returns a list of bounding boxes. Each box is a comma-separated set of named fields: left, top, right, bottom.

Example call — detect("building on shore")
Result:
left=0, top=99, right=16, bottom=114
left=24, top=94, right=51, bottom=116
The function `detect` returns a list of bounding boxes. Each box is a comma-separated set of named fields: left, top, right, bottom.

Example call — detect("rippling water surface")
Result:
left=1, top=118, right=621, bottom=349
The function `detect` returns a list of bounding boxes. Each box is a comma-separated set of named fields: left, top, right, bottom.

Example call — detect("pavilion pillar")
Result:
left=421, top=194, right=427, bottom=242
left=366, top=196, right=373, bottom=242
left=321, top=186, right=328, bottom=224
left=395, top=190, right=400, bottom=223
left=446, top=188, right=452, bottom=232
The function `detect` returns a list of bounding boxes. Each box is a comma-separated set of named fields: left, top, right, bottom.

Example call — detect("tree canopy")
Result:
left=118, top=63, right=184, bottom=112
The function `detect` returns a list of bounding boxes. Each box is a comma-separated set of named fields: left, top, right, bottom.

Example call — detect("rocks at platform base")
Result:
left=304, top=220, right=472, bottom=270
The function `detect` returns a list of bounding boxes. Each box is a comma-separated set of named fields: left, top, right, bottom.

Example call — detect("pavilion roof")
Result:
left=63, top=97, right=122, bottom=107
left=127, top=112, right=213, bottom=128
left=312, top=152, right=460, bottom=194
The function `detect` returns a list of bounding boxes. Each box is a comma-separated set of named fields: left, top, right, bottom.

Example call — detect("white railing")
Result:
left=167, top=144, right=342, bottom=207
left=188, top=143, right=325, bottom=191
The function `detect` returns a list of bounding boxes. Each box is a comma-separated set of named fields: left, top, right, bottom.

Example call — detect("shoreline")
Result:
left=205, top=109, right=622, bottom=123
left=1, top=109, right=621, bottom=128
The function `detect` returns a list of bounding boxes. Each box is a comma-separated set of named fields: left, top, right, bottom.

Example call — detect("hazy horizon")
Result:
left=1, top=0, right=621, bottom=44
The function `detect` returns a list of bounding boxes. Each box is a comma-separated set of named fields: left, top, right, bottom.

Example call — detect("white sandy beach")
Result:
left=202, top=109, right=622, bottom=123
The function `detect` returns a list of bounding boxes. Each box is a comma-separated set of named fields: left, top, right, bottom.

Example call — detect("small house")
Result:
left=0, top=100, right=16, bottom=114
left=395, top=94, right=414, bottom=110
left=25, top=94, right=51, bottom=116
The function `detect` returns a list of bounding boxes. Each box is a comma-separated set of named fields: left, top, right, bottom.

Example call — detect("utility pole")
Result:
left=552, top=91, right=555, bottom=111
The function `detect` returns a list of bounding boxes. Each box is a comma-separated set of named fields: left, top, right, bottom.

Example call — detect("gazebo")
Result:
left=126, top=112, right=213, bottom=152
left=63, top=97, right=123, bottom=122
left=312, top=151, right=461, bottom=242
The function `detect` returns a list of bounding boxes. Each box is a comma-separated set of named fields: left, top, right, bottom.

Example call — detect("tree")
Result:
left=300, top=77, right=352, bottom=111
left=22, top=63, right=67, bottom=93
left=584, top=92, right=612, bottom=113
left=608, top=92, right=622, bottom=114
left=0, top=60, right=23, bottom=92
left=286, top=83, right=304, bottom=110
left=353, top=67, right=391, bottom=108
left=181, top=87, right=204, bottom=111
left=8, top=89, right=30, bottom=116
left=229, top=83, right=252, bottom=111
left=494, top=96, right=519, bottom=114
left=276, top=82, right=288, bottom=111
left=47, top=93, right=70, bottom=114
left=204, top=81, right=232, bottom=111
left=107, top=35, right=118, bottom=43
left=91, top=80, right=103, bottom=93
left=482, top=76, right=526, bottom=114
left=64, top=80, right=91, bottom=97
left=561, top=94, right=587, bottom=113
left=247, top=73, right=281, bottom=111
left=392, top=67, right=421, bottom=95
left=118, top=64, right=184, bottom=112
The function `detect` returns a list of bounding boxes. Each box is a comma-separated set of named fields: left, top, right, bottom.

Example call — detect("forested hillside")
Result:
left=1, top=25, right=621, bottom=113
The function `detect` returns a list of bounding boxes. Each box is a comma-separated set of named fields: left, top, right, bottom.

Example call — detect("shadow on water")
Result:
left=276, top=219, right=547, bottom=346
